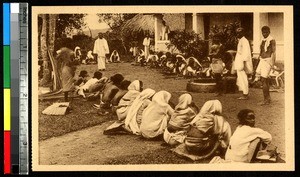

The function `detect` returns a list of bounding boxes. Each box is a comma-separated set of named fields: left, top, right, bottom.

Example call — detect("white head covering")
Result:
left=199, top=100, right=222, bottom=115
left=127, top=80, right=141, bottom=91
left=175, top=94, right=192, bottom=110
left=116, top=80, right=142, bottom=121
left=125, top=88, right=156, bottom=134
left=109, top=50, right=120, bottom=62
left=152, top=90, right=171, bottom=107
left=191, top=100, right=222, bottom=124
left=140, top=90, right=174, bottom=138
left=74, top=46, right=81, bottom=57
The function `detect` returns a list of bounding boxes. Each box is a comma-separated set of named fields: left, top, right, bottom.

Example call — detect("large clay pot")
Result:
left=186, top=78, right=216, bottom=93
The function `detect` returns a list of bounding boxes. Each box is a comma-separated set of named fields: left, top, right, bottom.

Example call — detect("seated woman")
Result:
left=109, top=50, right=121, bottom=63
left=185, top=100, right=232, bottom=158
left=77, top=71, right=102, bottom=98
left=74, top=46, right=82, bottom=63
left=124, top=88, right=156, bottom=135
left=116, top=80, right=143, bottom=121
left=225, top=109, right=272, bottom=163
left=163, top=93, right=198, bottom=146
left=93, top=74, right=124, bottom=109
left=175, top=54, right=187, bottom=76
left=140, top=91, right=174, bottom=139
left=183, top=57, right=202, bottom=77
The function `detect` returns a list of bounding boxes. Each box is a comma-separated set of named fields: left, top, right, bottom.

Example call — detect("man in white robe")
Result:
left=234, top=28, right=253, bottom=100
left=93, top=33, right=109, bottom=71
left=143, top=34, right=151, bottom=60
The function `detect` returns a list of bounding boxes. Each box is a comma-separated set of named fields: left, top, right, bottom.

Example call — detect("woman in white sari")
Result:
left=163, top=93, right=198, bottom=146
left=109, top=50, right=120, bottom=63
left=116, top=80, right=143, bottom=121
left=185, top=100, right=232, bottom=157
left=140, top=91, right=174, bottom=139
left=124, top=88, right=156, bottom=135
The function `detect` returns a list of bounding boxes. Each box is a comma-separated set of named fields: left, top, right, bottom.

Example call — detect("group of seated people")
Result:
left=81, top=50, right=121, bottom=65
left=75, top=70, right=273, bottom=163
left=133, top=49, right=230, bottom=80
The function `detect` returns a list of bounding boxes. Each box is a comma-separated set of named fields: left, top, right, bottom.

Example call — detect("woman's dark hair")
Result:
left=79, top=70, right=88, bottom=77
left=93, top=71, right=102, bottom=79
left=119, top=80, right=131, bottom=90
left=110, top=74, right=124, bottom=85
left=237, top=109, right=254, bottom=125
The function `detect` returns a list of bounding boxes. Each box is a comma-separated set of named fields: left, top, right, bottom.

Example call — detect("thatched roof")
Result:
left=122, top=14, right=155, bottom=35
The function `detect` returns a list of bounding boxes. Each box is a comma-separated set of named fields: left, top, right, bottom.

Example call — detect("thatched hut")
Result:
left=121, top=14, right=155, bottom=35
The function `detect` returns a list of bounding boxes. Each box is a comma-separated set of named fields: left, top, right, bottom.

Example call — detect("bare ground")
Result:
left=38, top=62, right=285, bottom=165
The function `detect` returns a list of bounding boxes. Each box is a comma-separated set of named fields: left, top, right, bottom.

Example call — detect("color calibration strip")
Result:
left=3, top=3, right=29, bottom=174
left=3, top=3, right=11, bottom=174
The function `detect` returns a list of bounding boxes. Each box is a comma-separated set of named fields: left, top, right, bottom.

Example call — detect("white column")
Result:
left=253, top=13, right=269, bottom=58
left=192, top=13, right=197, bottom=32
left=253, top=12, right=261, bottom=58
left=192, top=13, right=205, bottom=39
left=154, top=15, right=163, bottom=52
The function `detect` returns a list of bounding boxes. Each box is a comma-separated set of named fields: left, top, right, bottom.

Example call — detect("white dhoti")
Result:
left=144, top=46, right=150, bottom=60
left=256, top=57, right=272, bottom=78
left=236, top=70, right=249, bottom=94
left=235, top=60, right=249, bottom=95
left=234, top=36, right=252, bottom=95
left=97, top=56, right=106, bottom=70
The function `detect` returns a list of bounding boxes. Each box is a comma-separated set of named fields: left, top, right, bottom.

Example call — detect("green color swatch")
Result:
left=4, top=46, right=10, bottom=88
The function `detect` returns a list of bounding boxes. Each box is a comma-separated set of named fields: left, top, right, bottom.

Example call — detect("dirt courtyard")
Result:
left=38, top=62, right=285, bottom=165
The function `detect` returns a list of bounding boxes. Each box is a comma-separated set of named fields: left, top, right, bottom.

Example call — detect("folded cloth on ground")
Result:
left=42, top=102, right=70, bottom=115
left=103, top=121, right=128, bottom=135
left=171, top=143, right=212, bottom=162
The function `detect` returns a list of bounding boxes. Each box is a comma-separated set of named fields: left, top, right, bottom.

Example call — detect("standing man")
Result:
left=143, top=33, right=151, bottom=60
left=255, top=26, right=276, bottom=105
left=234, top=28, right=253, bottom=100
left=93, top=33, right=109, bottom=71
left=161, top=20, right=170, bottom=40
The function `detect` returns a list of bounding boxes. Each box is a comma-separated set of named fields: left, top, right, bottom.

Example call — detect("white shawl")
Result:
left=124, top=88, right=156, bottom=135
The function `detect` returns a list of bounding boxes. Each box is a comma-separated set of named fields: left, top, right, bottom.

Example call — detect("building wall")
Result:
left=185, top=13, right=193, bottom=32
left=163, top=13, right=185, bottom=31
left=268, top=13, right=284, bottom=62
left=258, top=13, right=284, bottom=62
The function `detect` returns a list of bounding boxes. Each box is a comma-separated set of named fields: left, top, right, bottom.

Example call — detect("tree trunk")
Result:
left=48, top=14, right=62, bottom=91
left=40, top=14, right=51, bottom=86
left=88, top=26, right=93, bottom=38
left=48, top=14, right=57, bottom=54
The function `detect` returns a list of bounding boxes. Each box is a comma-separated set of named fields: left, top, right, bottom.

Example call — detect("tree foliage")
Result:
left=96, top=14, right=137, bottom=54
left=56, top=14, right=86, bottom=38
left=97, top=14, right=136, bottom=30
left=168, top=30, right=208, bottom=60
left=208, top=22, right=241, bottom=51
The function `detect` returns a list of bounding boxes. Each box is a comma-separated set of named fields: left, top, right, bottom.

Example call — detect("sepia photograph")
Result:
left=31, top=6, right=294, bottom=171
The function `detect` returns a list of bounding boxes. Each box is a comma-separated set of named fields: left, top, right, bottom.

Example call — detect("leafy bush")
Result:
left=167, top=30, right=208, bottom=61
left=208, top=22, right=241, bottom=51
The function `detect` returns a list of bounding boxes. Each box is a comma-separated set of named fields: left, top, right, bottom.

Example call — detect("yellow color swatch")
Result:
left=4, top=89, right=11, bottom=131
